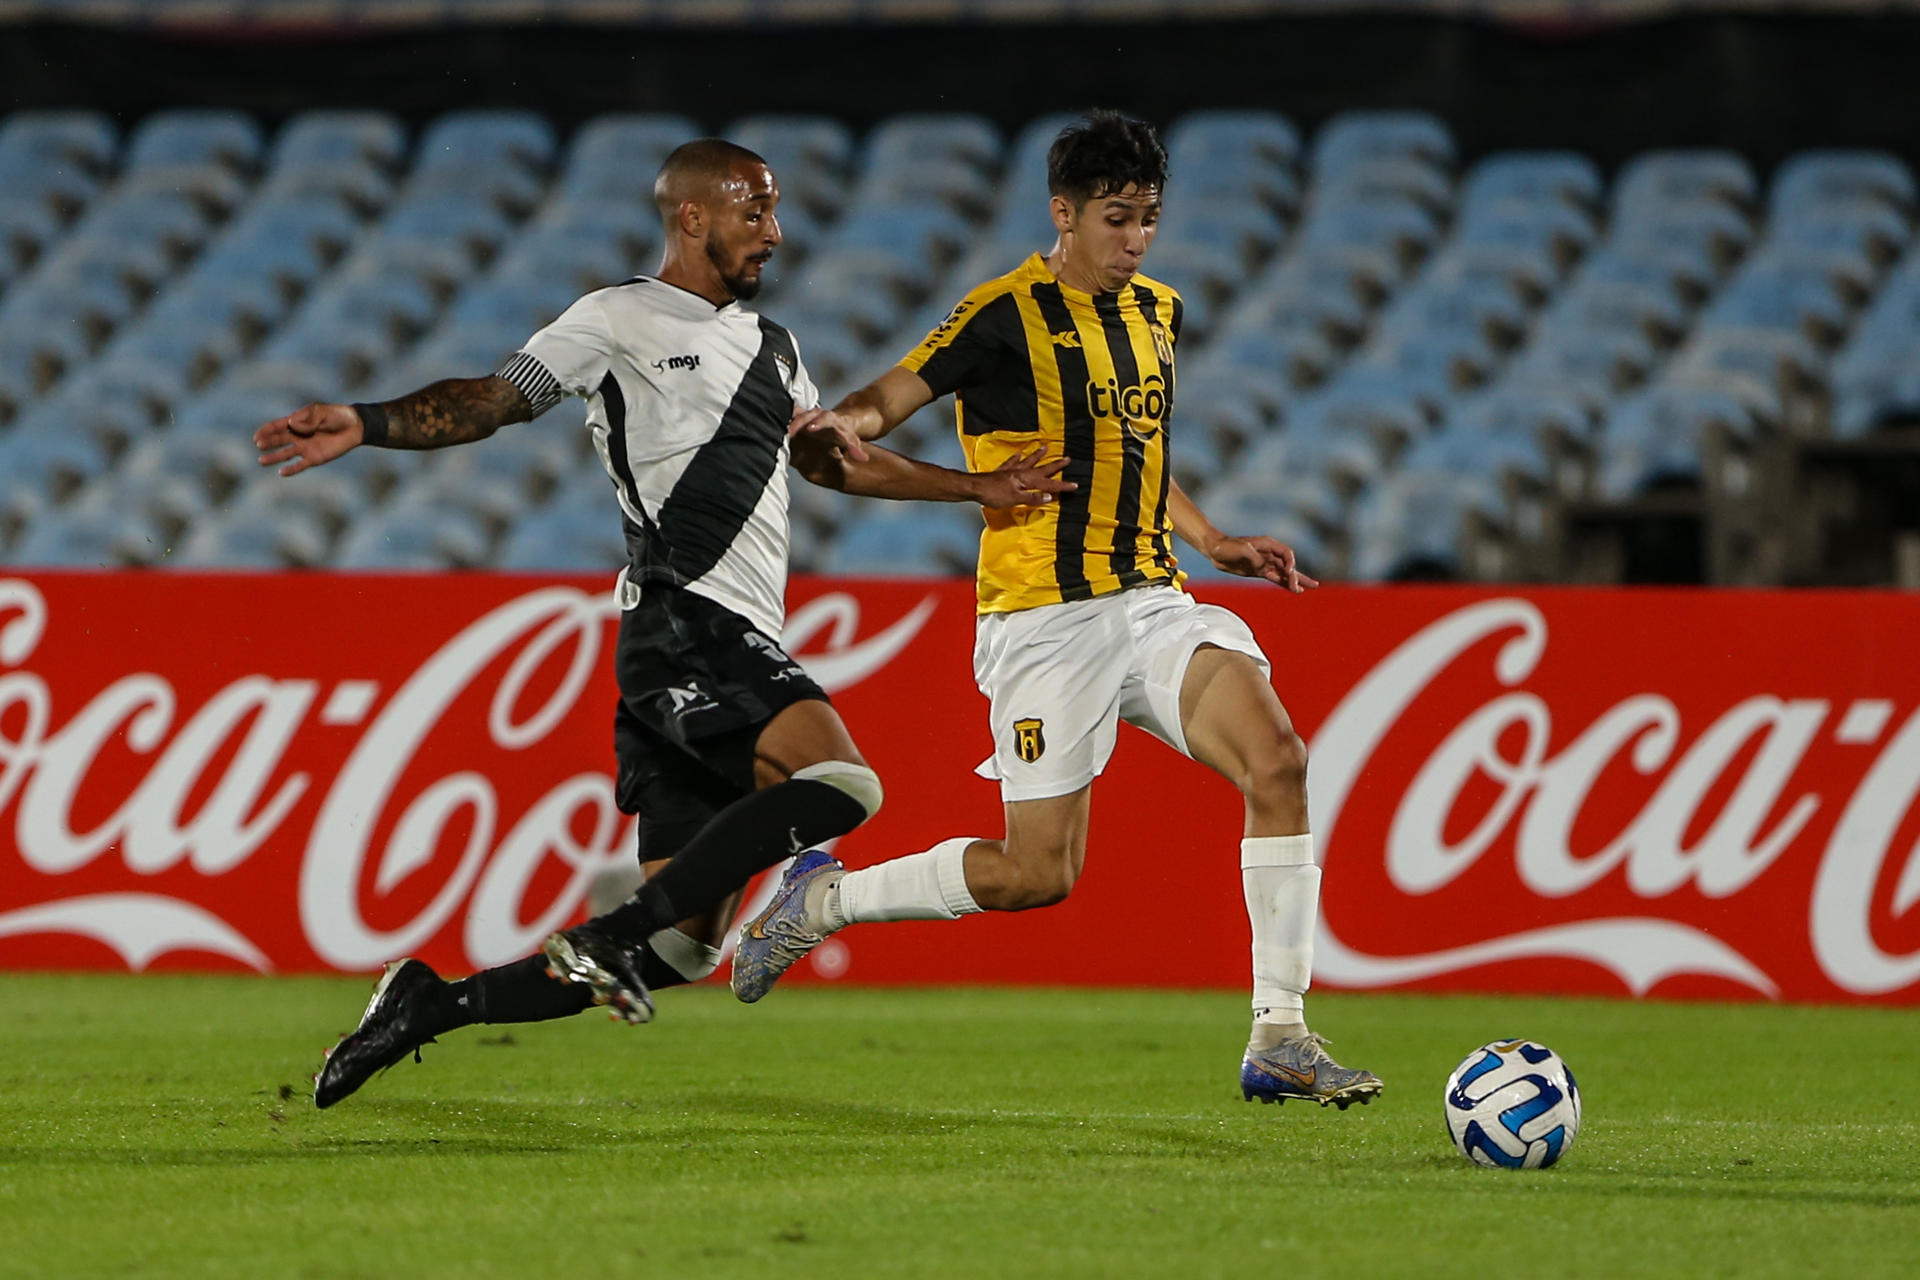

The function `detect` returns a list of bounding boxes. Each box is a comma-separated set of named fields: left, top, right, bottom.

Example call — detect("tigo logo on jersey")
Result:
left=1012, top=717, right=1046, bottom=763
left=1086, top=374, right=1168, bottom=439
left=653, top=354, right=701, bottom=373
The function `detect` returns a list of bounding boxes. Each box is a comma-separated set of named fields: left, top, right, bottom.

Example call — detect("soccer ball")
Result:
left=1443, top=1039, right=1581, bottom=1169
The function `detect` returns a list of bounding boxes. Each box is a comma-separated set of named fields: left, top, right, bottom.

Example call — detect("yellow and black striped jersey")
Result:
left=899, top=253, right=1186, bottom=615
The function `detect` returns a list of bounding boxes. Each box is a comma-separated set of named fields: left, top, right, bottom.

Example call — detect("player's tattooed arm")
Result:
left=364, top=376, right=533, bottom=450
left=254, top=376, right=532, bottom=477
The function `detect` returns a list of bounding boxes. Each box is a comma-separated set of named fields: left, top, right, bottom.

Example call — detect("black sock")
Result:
left=446, top=942, right=712, bottom=1028
left=448, top=956, right=594, bottom=1026
left=599, top=776, right=866, bottom=944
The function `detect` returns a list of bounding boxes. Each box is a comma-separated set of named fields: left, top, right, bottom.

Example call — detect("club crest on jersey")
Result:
left=1148, top=322, right=1174, bottom=366
left=773, top=352, right=794, bottom=384
left=1012, top=717, right=1046, bottom=764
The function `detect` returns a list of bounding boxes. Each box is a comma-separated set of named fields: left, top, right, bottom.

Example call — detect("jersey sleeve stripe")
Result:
left=496, top=350, right=566, bottom=418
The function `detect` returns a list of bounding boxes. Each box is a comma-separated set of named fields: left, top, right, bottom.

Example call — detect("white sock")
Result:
left=648, top=927, right=722, bottom=982
left=1243, top=834, right=1318, bottom=1027
left=825, top=837, right=984, bottom=930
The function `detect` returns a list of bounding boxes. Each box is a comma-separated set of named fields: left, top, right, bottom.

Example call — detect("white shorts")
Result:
left=972, top=584, right=1272, bottom=802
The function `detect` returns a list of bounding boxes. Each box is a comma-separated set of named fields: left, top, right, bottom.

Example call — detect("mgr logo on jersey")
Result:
left=1012, top=717, right=1046, bottom=763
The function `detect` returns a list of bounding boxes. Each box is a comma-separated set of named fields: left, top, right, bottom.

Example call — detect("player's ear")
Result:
left=679, top=200, right=706, bottom=238
left=1049, top=194, right=1074, bottom=235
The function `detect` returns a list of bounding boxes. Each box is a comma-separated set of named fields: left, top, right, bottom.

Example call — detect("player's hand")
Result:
left=973, top=449, right=1076, bottom=509
left=1209, top=534, right=1320, bottom=593
left=787, top=407, right=870, bottom=465
left=254, top=402, right=364, bottom=477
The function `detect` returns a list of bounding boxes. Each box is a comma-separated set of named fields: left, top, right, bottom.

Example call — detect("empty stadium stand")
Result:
left=3, top=105, right=1917, bottom=584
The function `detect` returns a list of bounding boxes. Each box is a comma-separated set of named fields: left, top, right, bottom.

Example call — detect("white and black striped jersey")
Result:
left=497, top=276, right=819, bottom=641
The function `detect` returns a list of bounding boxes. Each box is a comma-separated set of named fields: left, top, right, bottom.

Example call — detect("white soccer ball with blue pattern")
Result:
left=1443, top=1039, right=1581, bottom=1169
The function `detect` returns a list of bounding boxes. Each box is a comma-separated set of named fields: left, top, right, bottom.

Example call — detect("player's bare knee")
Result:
left=1011, top=858, right=1077, bottom=910
left=1243, top=731, right=1309, bottom=803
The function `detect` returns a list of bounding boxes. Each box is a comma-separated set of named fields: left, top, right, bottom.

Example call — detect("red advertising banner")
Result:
left=2, top=573, right=1917, bottom=1005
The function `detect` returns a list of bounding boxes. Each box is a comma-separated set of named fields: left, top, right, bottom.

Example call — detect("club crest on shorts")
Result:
left=1012, top=717, right=1046, bottom=763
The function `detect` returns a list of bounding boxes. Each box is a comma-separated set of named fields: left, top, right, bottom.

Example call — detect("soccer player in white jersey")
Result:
left=729, top=112, right=1381, bottom=1109
left=256, top=140, right=1067, bottom=1108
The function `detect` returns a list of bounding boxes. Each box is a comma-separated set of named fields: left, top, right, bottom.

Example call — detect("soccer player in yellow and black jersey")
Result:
left=734, top=111, right=1381, bottom=1108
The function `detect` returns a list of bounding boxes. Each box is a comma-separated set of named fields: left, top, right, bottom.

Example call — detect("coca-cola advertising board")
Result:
left=2, top=572, right=1917, bottom=1005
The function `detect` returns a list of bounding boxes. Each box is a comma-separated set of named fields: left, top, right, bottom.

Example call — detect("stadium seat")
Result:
left=863, top=114, right=1001, bottom=172
left=495, top=500, right=627, bottom=571
left=1310, top=110, right=1455, bottom=176
left=333, top=501, right=494, bottom=569
left=1613, top=149, right=1759, bottom=219
left=824, top=506, right=981, bottom=576
left=557, top=113, right=703, bottom=204
left=1459, top=151, right=1603, bottom=216
left=727, top=114, right=855, bottom=199
left=124, top=109, right=263, bottom=173
left=271, top=110, right=408, bottom=171
left=416, top=109, right=556, bottom=172
left=1770, top=150, right=1915, bottom=219
left=1166, top=110, right=1302, bottom=170
left=0, top=109, right=117, bottom=175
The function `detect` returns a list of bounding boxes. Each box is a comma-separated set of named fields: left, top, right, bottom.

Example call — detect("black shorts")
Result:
left=612, top=585, right=828, bottom=860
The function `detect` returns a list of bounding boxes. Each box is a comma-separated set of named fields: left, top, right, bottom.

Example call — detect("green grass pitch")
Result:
left=2, top=975, right=1915, bottom=1279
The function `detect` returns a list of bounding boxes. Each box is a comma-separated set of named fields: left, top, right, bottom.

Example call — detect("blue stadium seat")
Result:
left=256, top=159, right=396, bottom=214
left=1311, top=111, right=1455, bottom=176
left=727, top=114, right=855, bottom=181
left=1315, top=157, right=1452, bottom=217
left=1172, top=149, right=1302, bottom=220
left=1700, top=268, right=1851, bottom=344
left=271, top=110, right=407, bottom=171
left=863, top=114, right=1001, bottom=171
left=0, top=109, right=117, bottom=174
left=557, top=113, right=703, bottom=204
left=1377, top=278, right=1530, bottom=351
left=124, top=109, right=263, bottom=173
left=7, top=502, right=168, bottom=568
left=1614, top=203, right=1755, bottom=278
left=1544, top=276, right=1691, bottom=348
left=170, top=502, right=333, bottom=569
left=1595, top=385, right=1761, bottom=499
left=416, top=109, right=556, bottom=172
left=489, top=233, right=633, bottom=298
left=1418, top=243, right=1560, bottom=307
left=823, top=506, right=980, bottom=576
left=1456, top=198, right=1598, bottom=273
left=1613, top=150, right=1759, bottom=218
left=496, top=501, right=627, bottom=572
left=1579, top=243, right=1716, bottom=307
left=1166, top=110, right=1302, bottom=169
left=1769, top=203, right=1909, bottom=269
left=1298, top=200, right=1440, bottom=277
left=334, top=501, right=493, bottom=569
left=76, top=193, right=213, bottom=263
left=1507, top=327, right=1658, bottom=399
left=1459, top=151, right=1603, bottom=216
left=1225, top=269, right=1371, bottom=347
left=1348, top=470, right=1494, bottom=580
left=0, top=152, right=101, bottom=221
left=1770, top=150, right=1915, bottom=219
left=1154, top=204, right=1287, bottom=270
left=1184, top=478, right=1331, bottom=575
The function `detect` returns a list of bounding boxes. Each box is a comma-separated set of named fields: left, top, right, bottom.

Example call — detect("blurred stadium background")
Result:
left=4, top=0, right=1920, bottom=587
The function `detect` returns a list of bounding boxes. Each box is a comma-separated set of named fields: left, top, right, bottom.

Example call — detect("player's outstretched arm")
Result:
left=794, top=437, right=1073, bottom=509
left=254, top=375, right=532, bottom=477
left=1168, top=479, right=1320, bottom=594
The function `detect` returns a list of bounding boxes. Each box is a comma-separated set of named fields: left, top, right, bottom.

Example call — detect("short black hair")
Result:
left=1047, top=110, right=1168, bottom=207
